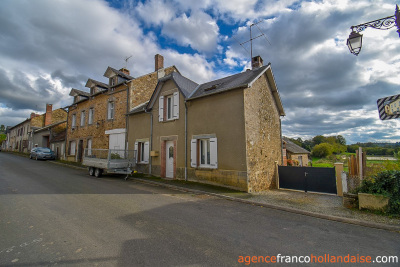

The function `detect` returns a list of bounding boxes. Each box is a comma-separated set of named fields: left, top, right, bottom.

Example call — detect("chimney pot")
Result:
left=119, top=68, right=130, bottom=76
left=45, top=104, right=53, bottom=126
left=155, top=54, right=164, bottom=71
left=252, top=55, right=263, bottom=69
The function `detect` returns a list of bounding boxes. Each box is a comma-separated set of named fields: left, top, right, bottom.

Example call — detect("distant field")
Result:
left=366, top=156, right=396, bottom=161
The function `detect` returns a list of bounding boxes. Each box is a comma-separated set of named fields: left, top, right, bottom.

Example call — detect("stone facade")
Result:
left=244, top=75, right=283, bottom=192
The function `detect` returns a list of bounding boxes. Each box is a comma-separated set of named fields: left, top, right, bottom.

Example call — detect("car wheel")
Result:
left=89, top=167, right=95, bottom=176
left=94, top=168, right=103, bottom=178
left=35, top=156, right=38, bottom=161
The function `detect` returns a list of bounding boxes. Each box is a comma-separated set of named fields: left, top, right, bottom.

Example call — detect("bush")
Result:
left=311, top=143, right=333, bottom=158
left=358, top=170, right=400, bottom=215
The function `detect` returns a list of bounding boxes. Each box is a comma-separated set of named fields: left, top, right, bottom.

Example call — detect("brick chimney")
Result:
left=252, top=55, right=263, bottom=69
left=45, top=104, right=53, bottom=126
left=30, top=113, right=39, bottom=119
left=155, top=54, right=164, bottom=71
left=119, top=68, right=130, bottom=76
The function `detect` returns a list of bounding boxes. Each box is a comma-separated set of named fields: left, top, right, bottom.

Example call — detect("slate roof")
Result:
left=85, top=78, right=108, bottom=89
left=283, top=137, right=310, bottom=154
left=159, top=71, right=198, bottom=98
left=69, top=88, right=90, bottom=97
left=105, top=67, right=134, bottom=80
left=128, top=101, right=149, bottom=115
left=189, top=65, right=269, bottom=99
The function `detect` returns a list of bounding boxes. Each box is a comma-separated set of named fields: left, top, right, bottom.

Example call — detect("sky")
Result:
left=0, top=0, right=399, bottom=144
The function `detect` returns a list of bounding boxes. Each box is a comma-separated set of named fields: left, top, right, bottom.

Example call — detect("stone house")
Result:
left=128, top=56, right=285, bottom=192
left=65, top=54, right=178, bottom=162
left=8, top=104, right=66, bottom=153
left=282, top=137, right=311, bottom=166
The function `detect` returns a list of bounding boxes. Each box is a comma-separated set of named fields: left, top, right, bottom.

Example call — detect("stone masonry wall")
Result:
left=244, top=74, right=282, bottom=192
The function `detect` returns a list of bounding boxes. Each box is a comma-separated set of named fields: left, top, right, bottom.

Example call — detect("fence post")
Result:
left=334, top=162, right=344, bottom=196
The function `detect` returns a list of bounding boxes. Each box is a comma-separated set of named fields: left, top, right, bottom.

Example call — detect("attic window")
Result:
left=204, top=84, right=219, bottom=91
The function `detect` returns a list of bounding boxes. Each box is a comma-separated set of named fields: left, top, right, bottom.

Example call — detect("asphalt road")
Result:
left=0, top=152, right=399, bottom=266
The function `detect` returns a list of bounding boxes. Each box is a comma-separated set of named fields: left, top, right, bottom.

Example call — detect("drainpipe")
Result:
left=125, top=82, right=130, bottom=152
left=64, top=106, right=69, bottom=160
left=184, top=100, right=188, bottom=181
left=280, top=117, right=283, bottom=164
left=145, top=109, right=153, bottom=175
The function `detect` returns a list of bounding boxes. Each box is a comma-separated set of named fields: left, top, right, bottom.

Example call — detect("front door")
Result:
left=165, top=141, right=174, bottom=178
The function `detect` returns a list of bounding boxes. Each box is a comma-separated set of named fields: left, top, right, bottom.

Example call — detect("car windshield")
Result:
left=39, top=148, right=51, bottom=153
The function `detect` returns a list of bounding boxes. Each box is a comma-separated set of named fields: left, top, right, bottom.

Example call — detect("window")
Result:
left=88, top=108, right=94, bottom=125
left=69, top=141, right=76, bottom=156
left=71, top=114, right=76, bottom=128
left=191, top=137, right=217, bottom=169
left=134, top=141, right=149, bottom=164
left=80, top=111, right=86, bottom=126
left=159, top=92, right=179, bottom=122
left=110, top=76, right=117, bottom=86
left=108, top=101, right=114, bottom=120
left=87, top=139, right=92, bottom=156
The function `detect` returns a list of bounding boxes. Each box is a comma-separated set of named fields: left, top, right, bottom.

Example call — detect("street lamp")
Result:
left=347, top=5, right=400, bottom=55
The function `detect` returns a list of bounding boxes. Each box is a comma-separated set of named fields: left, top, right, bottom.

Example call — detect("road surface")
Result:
left=0, top=152, right=399, bottom=266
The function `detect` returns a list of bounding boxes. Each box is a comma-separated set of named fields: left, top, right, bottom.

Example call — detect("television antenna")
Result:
left=124, top=55, right=132, bottom=68
left=238, top=20, right=271, bottom=61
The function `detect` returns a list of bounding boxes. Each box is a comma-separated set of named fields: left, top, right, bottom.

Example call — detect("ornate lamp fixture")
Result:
left=347, top=5, right=400, bottom=55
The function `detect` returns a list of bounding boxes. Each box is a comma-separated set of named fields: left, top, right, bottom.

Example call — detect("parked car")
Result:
left=30, top=147, right=55, bottom=160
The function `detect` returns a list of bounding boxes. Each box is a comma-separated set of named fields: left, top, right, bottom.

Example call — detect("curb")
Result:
left=132, top=178, right=400, bottom=233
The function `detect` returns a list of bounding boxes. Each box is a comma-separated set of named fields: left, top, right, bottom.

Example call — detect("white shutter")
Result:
left=144, top=142, right=149, bottom=163
left=134, top=142, right=138, bottom=163
left=159, top=96, right=164, bottom=122
left=191, top=139, right=197, bottom=167
left=210, top=138, right=218, bottom=169
left=173, top=92, right=179, bottom=119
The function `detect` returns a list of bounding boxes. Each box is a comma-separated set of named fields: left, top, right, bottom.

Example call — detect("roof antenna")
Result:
left=124, top=55, right=132, bottom=69
left=239, top=20, right=271, bottom=61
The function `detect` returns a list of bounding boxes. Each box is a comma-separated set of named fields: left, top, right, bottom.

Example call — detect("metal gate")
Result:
left=278, top=166, right=337, bottom=194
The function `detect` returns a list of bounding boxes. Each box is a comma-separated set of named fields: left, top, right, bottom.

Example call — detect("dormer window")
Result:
left=110, top=76, right=118, bottom=86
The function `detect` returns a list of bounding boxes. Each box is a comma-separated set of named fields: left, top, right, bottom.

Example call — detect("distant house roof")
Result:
left=283, top=137, right=310, bottom=154
left=147, top=71, right=198, bottom=109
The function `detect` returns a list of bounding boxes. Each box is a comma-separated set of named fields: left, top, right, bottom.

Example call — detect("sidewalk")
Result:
left=130, top=176, right=400, bottom=232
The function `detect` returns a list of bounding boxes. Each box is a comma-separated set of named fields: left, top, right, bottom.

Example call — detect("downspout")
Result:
left=184, top=100, right=188, bottom=181
left=125, top=82, right=130, bottom=152
left=64, top=107, right=69, bottom=160
left=280, top=117, right=283, bottom=164
left=145, top=109, right=153, bottom=175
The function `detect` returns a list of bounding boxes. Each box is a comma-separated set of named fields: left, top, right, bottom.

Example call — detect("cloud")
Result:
left=162, top=11, right=220, bottom=53
left=136, top=0, right=176, bottom=25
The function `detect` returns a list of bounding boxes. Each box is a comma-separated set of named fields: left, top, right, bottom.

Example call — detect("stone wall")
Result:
left=244, top=73, right=283, bottom=192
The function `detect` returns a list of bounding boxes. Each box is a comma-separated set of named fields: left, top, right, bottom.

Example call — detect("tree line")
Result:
left=287, top=135, right=399, bottom=158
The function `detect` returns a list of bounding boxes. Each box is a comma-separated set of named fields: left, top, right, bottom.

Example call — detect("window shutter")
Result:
left=159, top=96, right=164, bottom=122
left=144, top=142, right=150, bottom=163
left=173, top=92, right=179, bottom=119
left=134, top=142, right=138, bottom=163
left=190, top=139, right=197, bottom=168
left=210, top=138, right=218, bottom=169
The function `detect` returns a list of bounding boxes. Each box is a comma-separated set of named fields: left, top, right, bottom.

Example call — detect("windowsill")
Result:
left=194, top=166, right=217, bottom=170
left=137, top=162, right=149, bottom=165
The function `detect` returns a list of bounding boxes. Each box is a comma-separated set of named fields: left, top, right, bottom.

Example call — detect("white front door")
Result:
left=165, top=141, right=174, bottom=178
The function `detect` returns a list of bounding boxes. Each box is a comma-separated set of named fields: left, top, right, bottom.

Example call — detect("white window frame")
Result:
left=87, top=138, right=92, bottom=156
left=191, top=137, right=217, bottom=169
left=69, top=141, right=76, bottom=156
left=134, top=140, right=149, bottom=164
left=88, top=108, right=94, bottom=125
left=108, top=101, right=115, bottom=120
left=166, top=95, right=173, bottom=120
left=159, top=92, right=179, bottom=122
left=71, top=114, right=76, bottom=128
left=80, top=110, right=86, bottom=127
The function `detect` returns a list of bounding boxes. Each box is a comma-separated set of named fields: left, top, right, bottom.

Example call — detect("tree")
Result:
left=336, top=135, right=346, bottom=146
left=311, top=143, right=333, bottom=158
left=0, top=125, right=4, bottom=133
left=312, top=135, right=326, bottom=146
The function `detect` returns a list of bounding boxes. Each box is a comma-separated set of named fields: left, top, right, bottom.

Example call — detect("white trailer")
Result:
left=82, top=149, right=136, bottom=179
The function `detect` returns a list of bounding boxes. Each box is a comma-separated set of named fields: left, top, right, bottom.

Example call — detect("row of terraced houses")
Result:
left=3, top=55, right=287, bottom=192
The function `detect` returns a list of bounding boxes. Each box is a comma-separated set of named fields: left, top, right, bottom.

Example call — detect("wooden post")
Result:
left=358, top=147, right=363, bottom=180
left=334, top=162, right=344, bottom=196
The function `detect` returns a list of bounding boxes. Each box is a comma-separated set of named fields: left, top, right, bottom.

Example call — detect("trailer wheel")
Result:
left=94, top=168, right=103, bottom=178
left=89, top=167, right=95, bottom=176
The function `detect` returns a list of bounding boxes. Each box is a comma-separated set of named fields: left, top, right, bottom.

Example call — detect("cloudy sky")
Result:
left=0, top=0, right=399, bottom=144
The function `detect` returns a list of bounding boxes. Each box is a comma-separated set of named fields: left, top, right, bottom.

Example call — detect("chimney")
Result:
left=119, top=68, right=130, bottom=76
left=30, top=113, right=38, bottom=119
left=252, top=55, right=263, bottom=69
left=155, top=54, right=164, bottom=71
left=45, top=104, right=53, bottom=126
